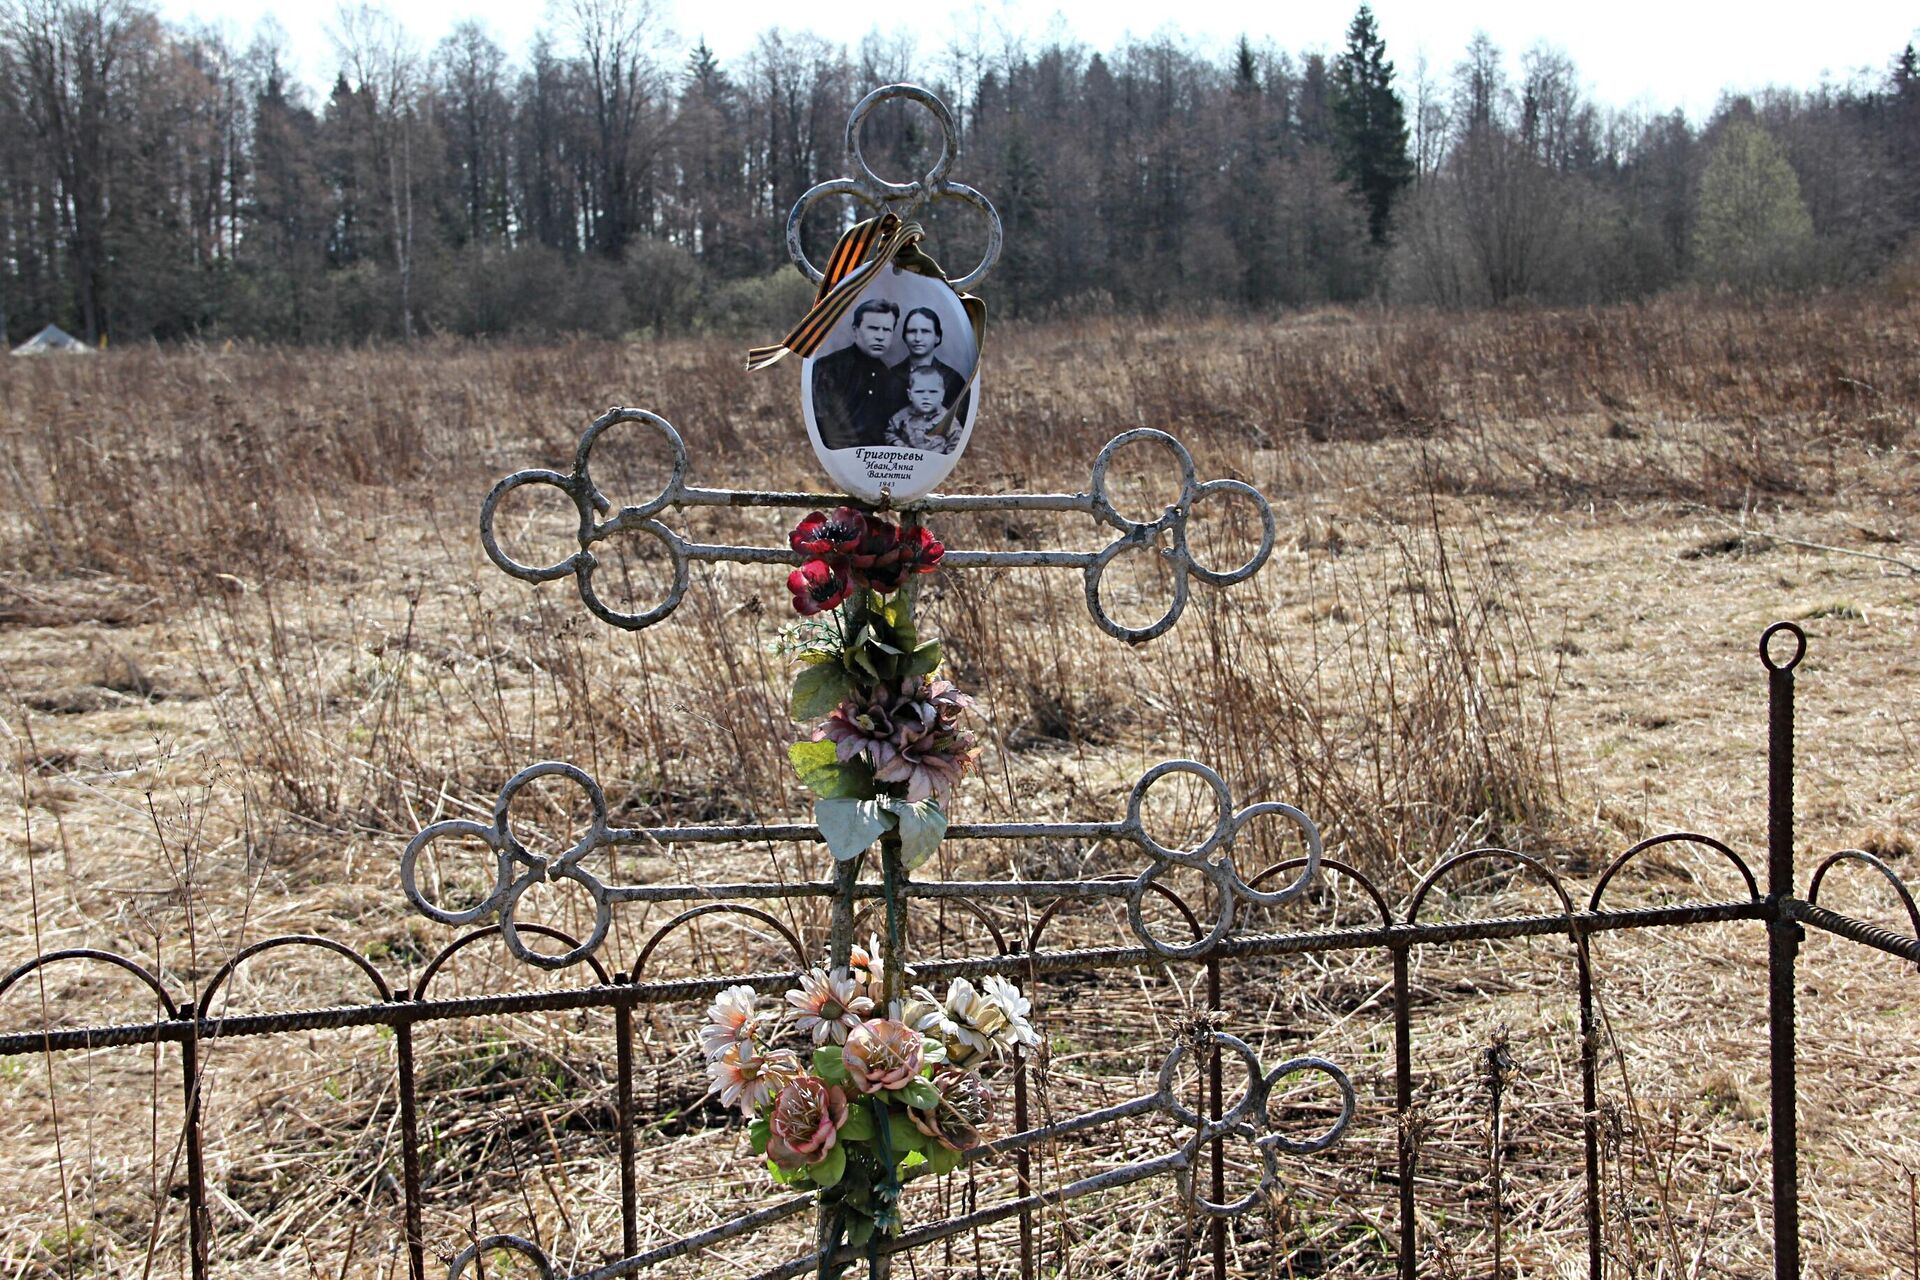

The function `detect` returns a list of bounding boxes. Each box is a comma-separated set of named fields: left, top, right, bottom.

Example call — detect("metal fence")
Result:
left=5, top=84, right=1918, bottom=1280
left=5, top=615, right=1919, bottom=1280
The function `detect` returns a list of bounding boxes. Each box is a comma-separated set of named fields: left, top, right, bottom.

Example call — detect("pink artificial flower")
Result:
left=766, top=1074, right=850, bottom=1168
left=843, top=1018, right=926, bottom=1094
left=786, top=968, right=874, bottom=1045
left=700, top=984, right=767, bottom=1060
left=907, top=1067, right=994, bottom=1152
left=707, top=1044, right=802, bottom=1117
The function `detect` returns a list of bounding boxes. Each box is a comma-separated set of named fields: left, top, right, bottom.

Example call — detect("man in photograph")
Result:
left=811, top=300, right=905, bottom=450
left=891, top=307, right=970, bottom=425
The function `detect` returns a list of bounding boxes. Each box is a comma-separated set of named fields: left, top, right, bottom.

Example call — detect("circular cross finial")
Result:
left=786, top=83, right=1003, bottom=290
left=847, top=83, right=956, bottom=196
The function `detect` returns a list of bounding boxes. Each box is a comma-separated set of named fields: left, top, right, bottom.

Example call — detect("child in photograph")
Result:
left=885, top=366, right=959, bottom=453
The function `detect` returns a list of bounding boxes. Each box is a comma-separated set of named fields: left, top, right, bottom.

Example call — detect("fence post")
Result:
left=178, top=1003, right=210, bottom=1280
left=395, top=995, right=426, bottom=1280
left=1392, top=942, right=1415, bottom=1280
left=1207, top=954, right=1225, bottom=1280
left=614, top=980, right=639, bottom=1260
left=1762, top=622, right=1806, bottom=1280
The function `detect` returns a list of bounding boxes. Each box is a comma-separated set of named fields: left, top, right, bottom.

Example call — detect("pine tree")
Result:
left=1330, top=4, right=1413, bottom=244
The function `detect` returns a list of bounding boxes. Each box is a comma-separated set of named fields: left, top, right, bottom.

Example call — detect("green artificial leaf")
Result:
left=897, top=1079, right=941, bottom=1112
left=749, top=1118, right=771, bottom=1155
left=903, top=640, right=943, bottom=679
left=850, top=644, right=882, bottom=680
left=881, top=594, right=916, bottom=643
left=845, top=1215, right=875, bottom=1247
left=791, top=663, right=854, bottom=720
left=881, top=798, right=948, bottom=871
left=816, top=798, right=895, bottom=861
left=925, top=1143, right=963, bottom=1176
left=789, top=740, right=871, bottom=800
left=921, top=1036, right=948, bottom=1064
left=768, top=1157, right=803, bottom=1185
left=838, top=1102, right=874, bottom=1142
left=809, top=1143, right=847, bottom=1190
left=888, top=1115, right=927, bottom=1153
left=901, top=1148, right=928, bottom=1169
left=812, top=1044, right=849, bottom=1086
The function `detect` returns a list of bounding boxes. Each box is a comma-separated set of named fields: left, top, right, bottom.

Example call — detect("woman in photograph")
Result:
left=891, top=307, right=969, bottom=420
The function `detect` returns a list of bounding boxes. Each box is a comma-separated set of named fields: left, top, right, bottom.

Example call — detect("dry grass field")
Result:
left=1, top=295, right=1918, bottom=1279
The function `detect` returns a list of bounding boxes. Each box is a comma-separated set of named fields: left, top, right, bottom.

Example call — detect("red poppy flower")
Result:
left=790, top=507, right=867, bottom=557
left=847, top=513, right=901, bottom=569
left=788, top=558, right=852, bottom=615
left=896, top=525, right=945, bottom=575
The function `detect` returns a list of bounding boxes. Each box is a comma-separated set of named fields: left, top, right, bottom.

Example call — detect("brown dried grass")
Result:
left=0, top=293, right=1917, bottom=1278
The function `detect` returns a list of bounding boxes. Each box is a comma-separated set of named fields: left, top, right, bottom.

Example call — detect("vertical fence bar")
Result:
left=1392, top=944, right=1415, bottom=1280
left=179, top=1006, right=210, bottom=1280
left=395, top=995, right=426, bottom=1280
left=1575, top=938, right=1602, bottom=1280
left=615, top=982, right=639, bottom=1260
left=1014, top=1055, right=1033, bottom=1278
left=1763, top=622, right=1805, bottom=1280
left=1207, top=954, right=1225, bottom=1280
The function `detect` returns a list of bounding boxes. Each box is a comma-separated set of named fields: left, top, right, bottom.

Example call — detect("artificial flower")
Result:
left=818, top=676, right=980, bottom=804
left=902, top=988, right=948, bottom=1041
left=929, top=975, right=1040, bottom=1066
left=872, top=724, right=979, bottom=804
left=766, top=1074, right=850, bottom=1167
left=846, top=512, right=902, bottom=569
left=843, top=1017, right=926, bottom=1093
left=848, top=932, right=886, bottom=1004
left=820, top=679, right=921, bottom=770
left=700, top=984, right=768, bottom=1060
left=786, top=968, right=874, bottom=1045
left=784, top=510, right=944, bottom=605
left=981, top=975, right=1043, bottom=1052
left=906, top=1067, right=994, bottom=1151
left=788, top=559, right=852, bottom=616
left=789, top=507, right=868, bottom=558
left=708, top=1044, right=802, bottom=1117
left=863, top=524, right=945, bottom=592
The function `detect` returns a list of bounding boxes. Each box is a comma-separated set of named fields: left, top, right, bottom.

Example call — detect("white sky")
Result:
left=157, top=0, right=1919, bottom=123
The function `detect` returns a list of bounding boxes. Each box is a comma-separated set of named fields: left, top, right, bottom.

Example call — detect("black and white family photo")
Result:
left=801, top=268, right=981, bottom=503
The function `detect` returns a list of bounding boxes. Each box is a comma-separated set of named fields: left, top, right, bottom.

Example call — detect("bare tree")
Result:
left=561, top=0, right=670, bottom=255
left=330, top=2, right=419, bottom=337
left=2, top=0, right=136, bottom=340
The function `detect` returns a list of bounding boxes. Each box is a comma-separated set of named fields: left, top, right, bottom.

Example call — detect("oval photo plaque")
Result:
left=802, top=265, right=980, bottom=504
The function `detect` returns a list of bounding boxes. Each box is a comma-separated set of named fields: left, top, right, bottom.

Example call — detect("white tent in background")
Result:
left=11, top=324, right=91, bottom=355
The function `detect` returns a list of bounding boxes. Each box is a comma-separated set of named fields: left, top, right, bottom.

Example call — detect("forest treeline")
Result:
left=2, top=0, right=1918, bottom=345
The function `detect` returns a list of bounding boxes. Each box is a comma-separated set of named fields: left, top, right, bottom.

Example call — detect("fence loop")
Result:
left=0, top=949, right=180, bottom=1019
left=1224, top=803, right=1324, bottom=909
left=446, top=1234, right=555, bottom=1280
left=1258, top=1055, right=1357, bottom=1154
left=1760, top=620, right=1807, bottom=672
left=1122, top=759, right=1235, bottom=868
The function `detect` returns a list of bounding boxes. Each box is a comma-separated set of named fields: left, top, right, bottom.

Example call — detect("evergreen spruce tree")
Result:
left=1330, top=4, right=1413, bottom=244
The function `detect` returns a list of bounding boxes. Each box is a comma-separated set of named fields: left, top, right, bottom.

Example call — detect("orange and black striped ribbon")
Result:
left=747, top=213, right=917, bottom=370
